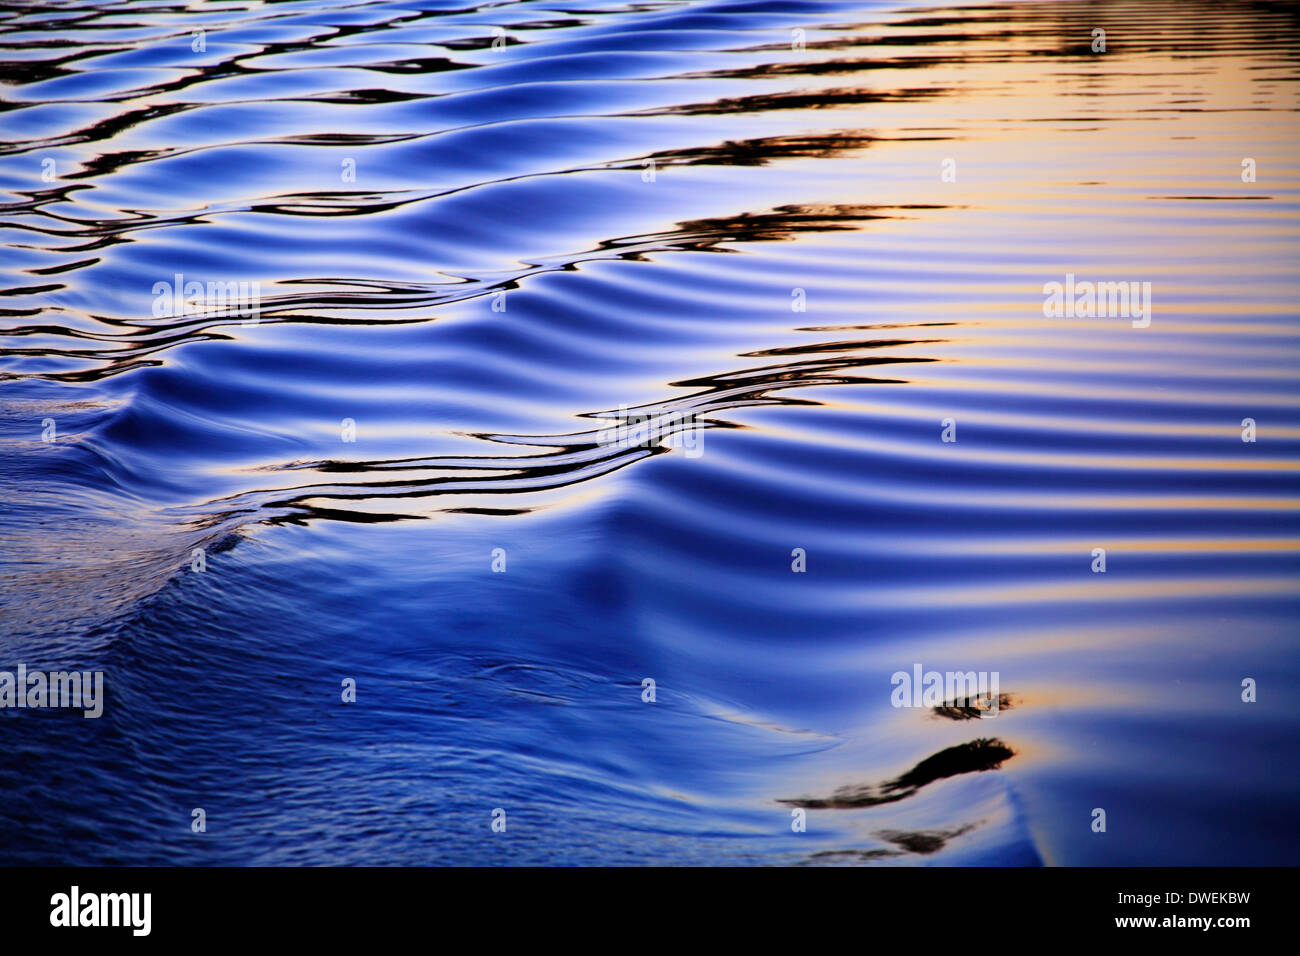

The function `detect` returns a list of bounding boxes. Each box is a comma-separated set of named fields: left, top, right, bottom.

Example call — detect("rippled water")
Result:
left=1, top=0, right=1298, bottom=865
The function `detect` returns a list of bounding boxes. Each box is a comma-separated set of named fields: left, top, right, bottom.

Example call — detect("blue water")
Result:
left=1, top=0, right=1298, bottom=865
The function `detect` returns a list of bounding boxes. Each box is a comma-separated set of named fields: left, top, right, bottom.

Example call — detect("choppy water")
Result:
left=1, top=0, right=1297, bottom=865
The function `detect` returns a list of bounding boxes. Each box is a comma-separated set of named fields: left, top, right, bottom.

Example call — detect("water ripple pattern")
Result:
left=0, top=0, right=1297, bottom=864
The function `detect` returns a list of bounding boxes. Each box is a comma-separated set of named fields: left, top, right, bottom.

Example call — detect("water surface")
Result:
left=1, top=0, right=1298, bottom=865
